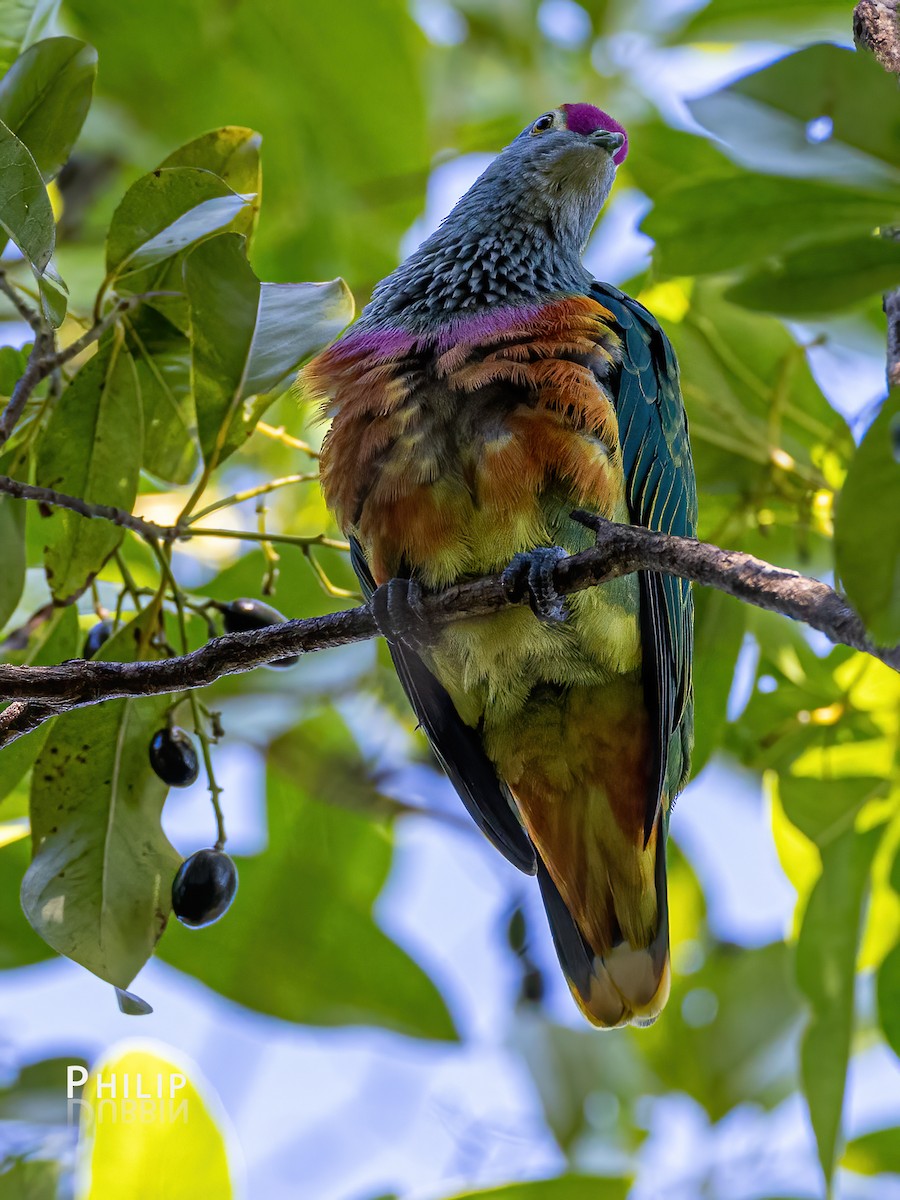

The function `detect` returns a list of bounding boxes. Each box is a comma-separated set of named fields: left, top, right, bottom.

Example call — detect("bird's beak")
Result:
left=591, top=129, right=625, bottom=156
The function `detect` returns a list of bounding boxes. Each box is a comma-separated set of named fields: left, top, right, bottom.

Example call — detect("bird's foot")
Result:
left=370, top=577, right=431, bottom=654
left=502, top=546, right=569, bottom=624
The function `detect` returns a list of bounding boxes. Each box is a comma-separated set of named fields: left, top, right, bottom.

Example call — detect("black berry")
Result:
left=220, top=598, right=299, bottom=669
left=83, top=620, right=114, bottom=659
left=149, top=727, right=200, bottom=787
left=172, top=849, right=238, bottom=928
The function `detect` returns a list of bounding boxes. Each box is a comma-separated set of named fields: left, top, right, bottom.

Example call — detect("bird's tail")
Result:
left=534, top=817, right=670, bottom=1029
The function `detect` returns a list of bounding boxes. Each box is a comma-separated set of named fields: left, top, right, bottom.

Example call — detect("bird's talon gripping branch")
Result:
left=370, top=578, right=431, bottom=652
left=501, top=547, right=570, bottom=624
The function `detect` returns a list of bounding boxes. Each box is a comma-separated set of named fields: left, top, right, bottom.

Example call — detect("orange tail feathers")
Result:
left=535, top=822, right=670, bottom=1028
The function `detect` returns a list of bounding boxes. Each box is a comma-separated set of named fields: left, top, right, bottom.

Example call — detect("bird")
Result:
left=305, top=104, right=696, bottom=1028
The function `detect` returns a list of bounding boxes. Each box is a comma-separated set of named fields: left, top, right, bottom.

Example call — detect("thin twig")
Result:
left=256, top=422, right=320, bottom=459
left=0, top=270, right=44, bottom=334
left=187, top=474, right=318, bottom=525
left=0, top=476, right=177, bottom=539
left=0, top=517, right=896, bottom=749
left=0, top=476, right=344, bottom=552
left=0, top=296, right=142, bottom=447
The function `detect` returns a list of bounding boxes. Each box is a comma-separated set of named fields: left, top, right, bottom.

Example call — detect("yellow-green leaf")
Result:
left=76, top=1043, right=235, bottom=1199
left=834, top=392, right=900, bottom=644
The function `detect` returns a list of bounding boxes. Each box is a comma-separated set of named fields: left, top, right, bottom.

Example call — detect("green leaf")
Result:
left=246, top=280, right=352, bottom=394
left=690, top=588, right=745, bottom=777
left=0, top=833, right=54, bottom=968
left=184, top=232, right=352, bottom=467
left=622, top=120, right=736, bottom=199
left=441, top=1181, right=628, bottom=1200
left=676, top=1, right=864, bottom=46
left=688, top=45, right=900, bottom=188
left=160, top=126, right=261, bottom=241
left=726, top=233, right=900, bottom=316
left=35, top=337, right=142, bottom=602
left=834, top=393, right=900, bottom=644
left=161, top=739, right=457, bottom=1040
left=0, top=482, right=25, bottom=631
left=0, top=344, right=28, bottom=393
left=0, top=609, right=76, bottom=806
left=36, top=255, right=66, bottom=326
left=21, top=613, right=180, bottom=989
left=779, top=774, right=883, bottom=847
left=795, top=785, right=884, bottom=1185
left=0, top=1053, right=89, bottom=1123
left=77, top=1044, right=234, bottom=1199
left=844, top=1125, right=900, bottom=1175
left=64, top=0, right=427, bottom=284
left=0, top=0, right=60, bottom=76
left=0, top=36, right=96, bottom=180
left=105, top=166, right=253, bottom=282
left=643, top=175, right=900, bottom=279
left=0, top=606, right=77, bottom=804
left=666, top=282, right=852, bottom=501
left=0, top=117, right=53, bottom=271
left=124, top=307, right=197, bottom=485
left=0, top=1158, right=60, bottom=1200
left=638, top=939, right=802, bottom=1120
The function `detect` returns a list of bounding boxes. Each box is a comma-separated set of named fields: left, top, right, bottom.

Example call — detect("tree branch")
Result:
left=854, top=0, right=900, bottom=385
left=1, top=517, right=896, bottom=750
left=854, top=0, right=900, bottom=71
left=0, top=475, right=179, bottom=540
left=0, top=476, right=343, bottom=553
left=0, top=295, right=144, bottom=448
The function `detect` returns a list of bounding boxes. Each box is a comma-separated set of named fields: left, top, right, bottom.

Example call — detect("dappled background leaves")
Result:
left=0, top=1, right=899, bottom=1199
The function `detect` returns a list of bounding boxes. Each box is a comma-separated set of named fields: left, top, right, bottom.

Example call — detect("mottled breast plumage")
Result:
left=307, top=295, right=627, bottom=587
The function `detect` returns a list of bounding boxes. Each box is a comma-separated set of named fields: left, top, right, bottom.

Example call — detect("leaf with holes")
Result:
left=21, top=613, right=180, bottom=989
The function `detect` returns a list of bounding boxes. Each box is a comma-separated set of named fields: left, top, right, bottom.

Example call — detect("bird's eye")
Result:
left=531, top=113, right=555, bottom=135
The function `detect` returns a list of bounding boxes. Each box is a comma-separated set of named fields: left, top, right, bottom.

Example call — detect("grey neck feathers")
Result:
left=355, top=157, right=603, bottom=335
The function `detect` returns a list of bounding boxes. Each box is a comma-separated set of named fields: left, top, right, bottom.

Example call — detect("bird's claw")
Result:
left=502, top=546, right=569, bottom=624
left=371, top=578, right=431, bottom=654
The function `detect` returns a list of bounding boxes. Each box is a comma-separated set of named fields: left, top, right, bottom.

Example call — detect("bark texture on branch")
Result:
left=854, top=0, right=900, bottom=386
left=854, top=0, right=900, bottom=72
left=0, top=518, right=896, bottom=751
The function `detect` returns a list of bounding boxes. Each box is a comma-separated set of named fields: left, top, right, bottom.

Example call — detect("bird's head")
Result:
left=357, top=103, right=629, bottom=327
left=478, top=103, right=628, bottom=249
